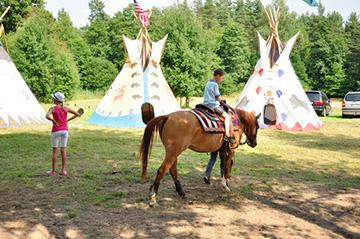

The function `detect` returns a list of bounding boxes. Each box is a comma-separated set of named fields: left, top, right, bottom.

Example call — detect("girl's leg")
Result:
left=60, top=131, right=68, bottom=175
left=51, top=147, right=58, bottom=172
left=60, top=147, right=67, bottom=174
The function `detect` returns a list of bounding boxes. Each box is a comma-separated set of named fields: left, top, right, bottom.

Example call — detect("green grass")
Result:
left=0, top=97, right=359, bottom=215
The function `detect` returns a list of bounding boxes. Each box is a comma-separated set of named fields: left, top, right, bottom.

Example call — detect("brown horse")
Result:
left=139, top=109, right=260, bottom=206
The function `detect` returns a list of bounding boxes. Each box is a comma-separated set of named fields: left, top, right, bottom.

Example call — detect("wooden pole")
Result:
left=0, top=6, right=10, bottom=22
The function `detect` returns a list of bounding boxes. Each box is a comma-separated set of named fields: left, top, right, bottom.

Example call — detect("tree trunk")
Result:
left=185, top=97, right=190, bottom=108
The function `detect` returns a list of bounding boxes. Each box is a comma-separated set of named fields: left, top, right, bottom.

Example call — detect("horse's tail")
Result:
left=139, top=115, right=169, bottom=182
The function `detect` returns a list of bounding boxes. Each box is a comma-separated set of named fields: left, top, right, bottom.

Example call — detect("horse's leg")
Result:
left=223, top=149, right=234, bottom=192
left=219, top=149, right=231, bottom=192
left=149, top=152, right=179, bottom=206
left=169, top=160, right=185, bottom=197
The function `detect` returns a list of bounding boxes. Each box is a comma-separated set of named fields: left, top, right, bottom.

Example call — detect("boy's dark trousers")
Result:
left=205, top=151, right=225, bottom=178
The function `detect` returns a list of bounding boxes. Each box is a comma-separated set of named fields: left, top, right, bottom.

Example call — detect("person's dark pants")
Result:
left=205, top=151, right=225, bottom=178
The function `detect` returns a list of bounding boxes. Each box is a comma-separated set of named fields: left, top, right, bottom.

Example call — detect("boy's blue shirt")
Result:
left=203, top=79, right=221, bottom=109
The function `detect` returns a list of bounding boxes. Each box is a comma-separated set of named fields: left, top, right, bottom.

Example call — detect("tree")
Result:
left=153, top=4, right=220, bottom=106
left=8, top=8, right=79, bottom=101
left=84, top=18, right=110, bottom=58
left=106, top=6, right=138, bottom=68
left=305, top=11, right=347, bottom=96
left=344, top=13, right=360, bottom=92
left=0, top=0, right=44, bottom=32
left=56, top=10, right=92, bottom=71
left=88, top=0, right=107, bottom=22
left=217, top=21, right=251, bottom=87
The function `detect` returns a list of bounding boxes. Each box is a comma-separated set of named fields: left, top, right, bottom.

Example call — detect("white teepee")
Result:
left=0, top=7, right=47, bottom=128
left=88, top=14, right=180, bottom=128
left=235, top=7, right=323, bottom=131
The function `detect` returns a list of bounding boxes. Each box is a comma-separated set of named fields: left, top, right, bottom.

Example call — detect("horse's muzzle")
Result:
left=249, top=140, right=257, bottom=148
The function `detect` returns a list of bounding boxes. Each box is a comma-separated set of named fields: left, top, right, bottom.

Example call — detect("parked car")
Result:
left=305, top=90, right=332, bottom=117
left=342, top=92, right=360, bottom=118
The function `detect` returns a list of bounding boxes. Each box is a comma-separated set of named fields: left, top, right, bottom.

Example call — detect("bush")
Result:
left=80, top=57, right=118, bottom=91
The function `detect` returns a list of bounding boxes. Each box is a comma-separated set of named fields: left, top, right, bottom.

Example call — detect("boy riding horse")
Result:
left=203, top=69, right=236, bottom=145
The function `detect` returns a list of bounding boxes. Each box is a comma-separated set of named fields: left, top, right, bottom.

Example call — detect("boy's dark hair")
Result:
left=213, top=69, right=225, bottom=76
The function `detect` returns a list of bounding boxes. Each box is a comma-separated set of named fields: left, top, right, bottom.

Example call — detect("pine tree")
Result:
left=306, top=11, right=347, bottom=96
left=217, top=21, right=251, bottom=86
left=344, top=13, right=360, bottom=92
left=88, top=0, right=107, bottom=22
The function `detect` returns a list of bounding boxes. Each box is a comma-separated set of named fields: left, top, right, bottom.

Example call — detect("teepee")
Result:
left=0, top=7, right=47, bottom=128
left=88, top=3, right=180, bottom=128
left=235, top=7, right=323, bottom=131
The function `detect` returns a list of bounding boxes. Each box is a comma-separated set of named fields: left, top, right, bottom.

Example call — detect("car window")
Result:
left=345, top=93, right=360, bottom=101
left=322, top=93, right=328, bottom=101
left=306, top=92, right=321, bottom=101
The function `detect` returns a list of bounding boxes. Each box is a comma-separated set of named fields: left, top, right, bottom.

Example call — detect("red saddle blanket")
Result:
left=190, top=107, right=241, bottom=133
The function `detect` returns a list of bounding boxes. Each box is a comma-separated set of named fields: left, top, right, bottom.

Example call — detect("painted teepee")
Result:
left=88, top=2, right=180, bottom=128
left=0, top=7, right=47, bottom=128
left=235, top=7, right=322, bottom=131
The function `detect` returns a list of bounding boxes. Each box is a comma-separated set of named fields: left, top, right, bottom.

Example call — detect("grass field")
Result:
left=0, top=96, right=360, bottom=239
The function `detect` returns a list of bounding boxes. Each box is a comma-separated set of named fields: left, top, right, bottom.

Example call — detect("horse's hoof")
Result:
left=149, top=193, right=157, bottom=207
left=221, top=183, right=232, bottom=193
left=149, top=200, right=158, bottom=207
left=140, top=176, right=148, bottom=184
left=223, top=186, right=231, bottom=192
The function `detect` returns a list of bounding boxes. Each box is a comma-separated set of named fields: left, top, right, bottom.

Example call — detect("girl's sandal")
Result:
left=59, top=170, right=68, bottom=176
left=47, top=170, right=56, bottom=176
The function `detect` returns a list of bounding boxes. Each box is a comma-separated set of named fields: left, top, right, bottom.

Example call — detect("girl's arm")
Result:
left=67, top=107, right=83, bottom=122
left=45, top=107, right=58, bottom=126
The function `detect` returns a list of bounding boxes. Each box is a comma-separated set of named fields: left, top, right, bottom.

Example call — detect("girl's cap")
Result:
left=51, top=92, right=65, bottom=102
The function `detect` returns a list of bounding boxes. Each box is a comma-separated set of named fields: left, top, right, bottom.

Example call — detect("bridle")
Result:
left=239, top=135, right=250, bottom=146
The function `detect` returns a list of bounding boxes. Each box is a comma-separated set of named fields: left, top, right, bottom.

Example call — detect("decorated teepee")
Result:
left=235, top=7, right=323, bottom=131
left=88, top=1, right=180, bottom=128
left=0, top=7, right=47, bottom=128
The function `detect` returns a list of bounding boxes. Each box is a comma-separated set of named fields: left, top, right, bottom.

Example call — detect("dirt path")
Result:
left=1, top=176, right=359, bottom=239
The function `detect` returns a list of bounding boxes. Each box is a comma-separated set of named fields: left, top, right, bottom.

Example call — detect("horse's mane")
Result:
left=235, top=108, right=252, bottom=124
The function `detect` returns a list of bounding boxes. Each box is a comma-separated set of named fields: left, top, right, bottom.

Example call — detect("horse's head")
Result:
left=236, top=109, right=260, bottom=148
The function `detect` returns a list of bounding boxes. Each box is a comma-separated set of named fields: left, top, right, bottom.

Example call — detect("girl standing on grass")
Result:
left=45, top=92, right=83, bottom=176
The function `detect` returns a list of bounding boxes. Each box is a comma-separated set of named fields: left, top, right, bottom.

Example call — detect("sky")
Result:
left=45, top=0, right=360, bottom=27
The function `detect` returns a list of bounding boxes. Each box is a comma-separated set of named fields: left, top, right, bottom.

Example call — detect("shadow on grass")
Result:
left=241, top=186, right=360, bottom=239
left=1, top=128, right=360, bottom=238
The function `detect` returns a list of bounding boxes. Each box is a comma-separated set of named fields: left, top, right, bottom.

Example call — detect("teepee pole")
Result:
left=1, top=26, right=9, bottom=52
left=0, top=6, right=10, bottom=22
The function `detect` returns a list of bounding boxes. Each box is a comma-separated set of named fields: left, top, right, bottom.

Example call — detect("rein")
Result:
left=239, top=137, right=250, bottom=146
left=239, top=134, right=250, bottom=146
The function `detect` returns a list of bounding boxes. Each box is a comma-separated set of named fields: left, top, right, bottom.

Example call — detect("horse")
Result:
left=139, top=109, right=260, bottom=206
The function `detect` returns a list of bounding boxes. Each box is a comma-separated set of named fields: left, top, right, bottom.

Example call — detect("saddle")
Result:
left=194, top=104, right=223, bottom=121
left=191, top=104, right=241, bottom=133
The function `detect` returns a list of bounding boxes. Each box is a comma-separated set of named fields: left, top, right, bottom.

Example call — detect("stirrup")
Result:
left=224, top=136, right=235, bottom=143
left=224, top=136, right=238, bottom=149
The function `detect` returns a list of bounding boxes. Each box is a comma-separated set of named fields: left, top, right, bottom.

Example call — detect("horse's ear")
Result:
left=256, top=113, right=261, bottom=120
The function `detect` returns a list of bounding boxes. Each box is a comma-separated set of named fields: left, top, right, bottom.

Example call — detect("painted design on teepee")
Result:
left=0, top=7, right=47, bottom=128
left=88, top=5, right=179, bottom=128
left=235, top=6, right=322, bottom=131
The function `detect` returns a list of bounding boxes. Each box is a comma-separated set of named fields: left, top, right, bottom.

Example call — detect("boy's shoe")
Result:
left=47, top=170, right=56, bottom=176
left=203, top=176, right=211, bottom=185
left=59, top=170, right=68, bottom=176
